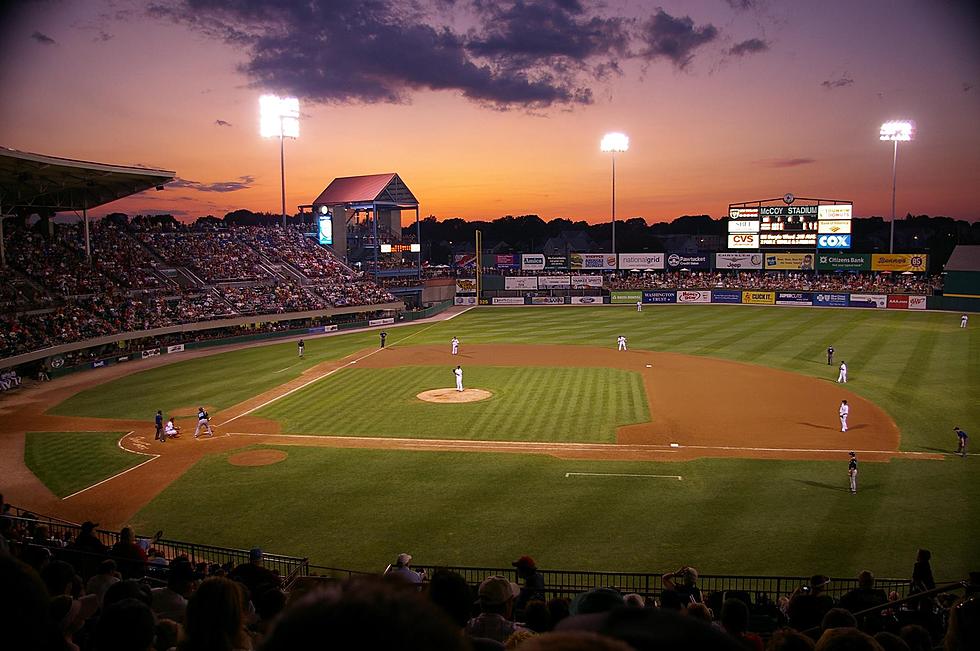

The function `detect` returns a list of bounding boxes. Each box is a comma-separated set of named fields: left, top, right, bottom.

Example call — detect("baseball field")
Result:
left=4, top=305, right=977, bottom=578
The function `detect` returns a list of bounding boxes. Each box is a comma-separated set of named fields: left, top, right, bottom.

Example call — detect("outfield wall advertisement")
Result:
left=887, top=295, right=927, bottom=310
left=571, top=275, right=604, bottom=288
left=742, top=291, right=776, bottom=305
left=776, top=292, right=813, bottom=305
left=764, top=253, right=814, bottom=270
left=666, top=253, right=710, bottom=270
left=813, top=293, right=850, bottom=307
left=521, top=254, right=545, bottom=270
left=504, top=277, right=538, bottom=290
left=715, top=253, right=763, bottom=270
left=643, top=290, right=677, bottom=303
left=611, top=291, right=643, bottom=304
left=570, top=253, right=616, bottom=270
left=530, top=296, right=565, bottom=305
left=816, top=253, right=871, bottom=271
left=711, top=289, right=743, bottom=303
left=570, top=296, right=604, bottom=305
left=539, top=276, right=572, bottom=289
left=850, top=294, right=887, bottom=309
left=618, top=253, right=665, bottom=269
left=454, top=296, right=477, bottom=305
left=871, top=254, right=928, bottom=272
left=546, top=255, right=568, bottom=269
left=677, top=290, right=711, bottom=303
left=492, top=297, right=525, bottom=305
left=456, top=278, right=478, bottom=293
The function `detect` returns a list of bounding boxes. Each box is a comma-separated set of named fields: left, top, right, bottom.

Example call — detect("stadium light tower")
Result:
left=600, top=132, right=629, bottom=263
left=260, top=94, right=300, bottom=228
left=879, top=120, right=915, bottom=254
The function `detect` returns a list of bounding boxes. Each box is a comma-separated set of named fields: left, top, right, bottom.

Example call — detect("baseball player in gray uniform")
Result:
left=848, top=452, right=858, bottom=494
left=194, top=407, right=214, bottom=438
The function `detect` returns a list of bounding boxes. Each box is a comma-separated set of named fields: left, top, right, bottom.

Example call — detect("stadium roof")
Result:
left=944, top=245, right=980, bottom=272
left=0, top=147, right=175, bottom=213
left=312, top=172, right=418, bottom=208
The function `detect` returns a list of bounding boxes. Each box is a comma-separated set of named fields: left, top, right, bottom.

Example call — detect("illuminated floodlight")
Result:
left=260, top=95, right=300, bottom=138
left=879, top=120, right=914, bottom=142
left=600, top=132, right=629, bottom=153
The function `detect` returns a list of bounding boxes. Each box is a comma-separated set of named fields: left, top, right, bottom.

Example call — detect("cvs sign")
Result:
left=728, top=233, right=758, bottom=249
left=817, top=234, right=851, bottom=249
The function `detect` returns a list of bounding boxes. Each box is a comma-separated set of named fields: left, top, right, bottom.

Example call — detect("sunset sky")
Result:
left=1, top=0, right=978, bottom=223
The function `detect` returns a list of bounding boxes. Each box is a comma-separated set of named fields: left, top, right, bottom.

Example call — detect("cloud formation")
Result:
left=755, top=158, right=816, bottom=168
left=728, top=38, right=769, bottom=57
left=31, top=31, right=56, bottom=45
left=214, top=119, right=232, bottom=127
left=167, top=175, right=255, bottom=192
left=821, top=75, right=854, bottom=90
left=638, top=10, right=718, bottom=69
left=724, top=0, right=759, bottom=9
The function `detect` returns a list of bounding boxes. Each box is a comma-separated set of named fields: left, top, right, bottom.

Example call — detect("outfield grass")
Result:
left=256, top=366, right=648, bottom=442
left=132, top=445, right=979, bottom=578
left=24, top=431, right=146, bottom=498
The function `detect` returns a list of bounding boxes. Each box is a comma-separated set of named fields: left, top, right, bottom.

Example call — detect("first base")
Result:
left=669, top=442, right=680, bottom=448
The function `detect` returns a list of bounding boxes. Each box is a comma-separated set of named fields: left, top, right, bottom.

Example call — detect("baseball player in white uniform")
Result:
left=839, top=400, right=849, bottom=432
left=454, top=365, right=463, bottom=392
left=961, top=314, right=969, bottom=328
left=451, top=336, right=459, bottom=355
left=837, top=361, right=847, bottom=383
left=636, top=301, right=642, bottom=312
left=617, top=336, right=627, bottom=351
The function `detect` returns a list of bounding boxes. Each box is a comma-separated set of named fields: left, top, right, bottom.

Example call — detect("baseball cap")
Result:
left=80, top=521, right=99, bottom=533
left=809, top=575, right=831, bottom=588
left=512, top=555, right=536, bottom=570
left=249, top=547, right=263, bottom=561
left=478, top=575, right=520, bottom=606
left=396, top=553, right=412, bottom=566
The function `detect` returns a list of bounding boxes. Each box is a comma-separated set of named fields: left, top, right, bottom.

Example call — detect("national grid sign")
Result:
left=727, top=195, right=853, bottom=249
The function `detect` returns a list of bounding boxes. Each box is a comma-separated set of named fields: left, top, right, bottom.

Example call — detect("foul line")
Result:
left=664, top=443, right=950, bottom=457
left=63, top=432, right=159, bottom=500
left=274, top=361, right=303, bottom=373
left=565, top=472, right=682, bottom=480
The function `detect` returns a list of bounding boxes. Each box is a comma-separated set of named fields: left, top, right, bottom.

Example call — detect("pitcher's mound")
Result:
left=228, top=449, right=288, bottom=466
left=417, top=388, right=493, bottom=403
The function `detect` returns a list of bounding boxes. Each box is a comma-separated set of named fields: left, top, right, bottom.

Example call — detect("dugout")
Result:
left=939, top=245, right=980, bottom=312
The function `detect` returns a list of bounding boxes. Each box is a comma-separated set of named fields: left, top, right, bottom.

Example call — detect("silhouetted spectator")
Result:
left=427, top=569, right=473, bottom=629
left=839, top=571, right=888, bottom=632
left=109, top=527, right=147, bottom=579
left=814, top=628, right=884, bottom=651
left=513, top=555, right=546, bottom=615
left=789, top=576, right=836, bottom=638
left=180, top=577, right=253, bottom=651
left=466, top=575, right=529, bottom=643
left=822, top=608, right=859, bottom=632
left=230, top=547, right=280, bottom=598
left=911, top=549, right=935, bottom=594
left=662, top=565, right=702, bottom=605
left=0, top=553, right=63, bottom=651
left=723, top=597, right=765, bottom=651
left=524, top=600, right=553, bottom=633
left=873, top=632, right=910, bottom=651
left=96, top=597, right=156, bottom=651
left=767, top=628, right=817, bottom=651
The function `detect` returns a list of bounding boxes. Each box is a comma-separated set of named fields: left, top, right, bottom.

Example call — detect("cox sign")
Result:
left=817, top=234, right=851, bottom=249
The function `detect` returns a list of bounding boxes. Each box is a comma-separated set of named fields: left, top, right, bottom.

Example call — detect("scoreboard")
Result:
left=758, top=205, right=818, bottom=247
left=727, top=201, right=852, bottom=249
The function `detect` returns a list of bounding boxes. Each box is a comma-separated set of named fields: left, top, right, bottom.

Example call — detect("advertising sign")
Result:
left=728, top=220, right=760, bottom=233
left=521, top=254, right=545, bottom=270
left=618, top=253, right=665, bottom=269
left=715, top=253, right=763, bottom=270
left=728, top=233, right=758, bottom=249
left=850, top=294, right=887, bottom=309
left=776, top=292, right=813, bottom=305
left=886, top=295, right=909, bottom=309
left=369, top=317, right=395, bottom=326
left=764, top=253, right=815, bottom=270
left=317, top=213, right=333, bottom=245
left=742, top=291, right=776, bottom=305
left=117, top=356, right=131, bottom=363
left=711, top=289, right=743, bottom=304
left=531, top=296, right=565, bottom=305
left=871, top=254, right=928, bottom=272
left=643, top=290, right=677, bottom=304
left=813, top=293, right=850, bottom=307
left=545, top=255, right=568, bottom=269
left=729, top=208, right=759, bottom=219
left=815, top=253, right=870, bottom=271
left=817, top=234, right=852, bottom=249
left=141, top=348, right=161, bottom=359
left=454, top=254, right=476, bottom=268
left=495, top=254, right=519, bottom=269
left=570, top=296, right=603, bottom=305
left=569, top=253, right=617, bottom=270
left=538, top=275, right=572, bottom=289
left=92, top=360, right=106, bottom=369
left=570, top=274, right=604, bottom=288
left=455, top=278, right=478, bottom=293
left=492, top=297, right=525, bottom=305
left=818, top=204, right=853, bottom=220
left=665, top=253, right=710, bottom=270
left=308, top=324, right=339, bottom=334
left=166, top=344, right=185, bottom=354
left=676, top=290, right=711, bottom=304
left=504, top=277, right=539, bottom=290
left=909, top=295, right=927, bottom=310
left=818, top=219, right=852, bottom=234
left=454, top=296, right=477, bottom=305
left=611, top=291, right=643, bottom=304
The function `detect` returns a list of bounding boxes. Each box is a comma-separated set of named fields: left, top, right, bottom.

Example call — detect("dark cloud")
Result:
left=821, top=75, right=854, bottom=90
left=727, top=38, right=768, bottom=57
left=723, top=0, right=759, bottom=10
left=214, top=119, right=232, bottom=127
left=963, top=82, right=974, bottom=92
left=31, top=30, right=56, bottom=45
left=167, top=175, right=255, bottom=192
left=94, top=30, right=113, bottom=42
left=638, top=10, right=718, bottom=69
left=755, top=158, right=816, bottom=168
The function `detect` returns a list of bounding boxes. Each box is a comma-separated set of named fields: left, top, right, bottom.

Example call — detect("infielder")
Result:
left=380, top=331, right=388, bottom=348
left=839, top=400, right=849, bottom=432
left=617, top=335, right=628, bottom=351
left=961, top=314, right=969, bottom=328
left=453, top=365, right=463, bottom=392
left=636, top=301, right=642, bottom=312
left=955, top=427, right=969, bottom=457
left=837, top=361, right=847, bottom=383
left=194, top=407, right=214, bottom=438
left=451, top=336, right=459, bottom=355
left=848, top=452, right=858, bottom=494
left=827, top=346, right=834, bottom=365
left=298, top=339, right=305, bottom=358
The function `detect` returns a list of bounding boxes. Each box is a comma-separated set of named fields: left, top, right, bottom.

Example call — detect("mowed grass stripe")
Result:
left=24, top=431, right=144, bottom=498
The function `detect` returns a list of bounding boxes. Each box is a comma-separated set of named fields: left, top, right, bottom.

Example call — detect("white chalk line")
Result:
left=274, top=361, right=303, bottom=373
left=667, top=444, right=949, bottom=457
left=63, top=432, right=159, bottom=500
left=565, top=472, right=683, bottom=480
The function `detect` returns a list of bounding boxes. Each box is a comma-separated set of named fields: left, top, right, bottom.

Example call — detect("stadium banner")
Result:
left=455, top=278, right=478, bottom=293
left=764, top=253, right=815, bottom=270
left=676, top=290, right=711, bottom=304
left=815, top=253, right=871, bottom=271
left=570, top=274, right=604, bottom=288
left=817, top=204, right=853, bottom=220
left=665, top=252, right=710, bottom=270
left=813, top=293, right=850, bottom=307
left=886, top=295, right=909, bottom=309
left=141, top=348, right=162, bottom=359
left=871, top=254, right=928, bottom=272
left=742, top=291, right=776, bottom=305
left=454, top=296, right=477, bottom=305
left=730, top=207, right=760, bottom=219
left=307, top=324, right=339, bottom=334
left=538, top=275, right=572, bottom=289
left=643, top=290, right=677, bottom=304
left=850, top=294, right=887, bottom=309
left=504, top=277, right=538, bottom=290
left=369, top=317, right=395, bottom=326
left=91, top=360, right=106, bottom=369
left=818, top=219, right=852, bottom=234
left=817, top=234, right=851, bottom=249
left=47, top=355, right=65, bottom=369
left=728, top=219, right=760, bottom=234
left=776, top=292, right=813, bottom=306
left=545, top=255, right=568, bottom=269
left=530, top=296, right=565, bottom=305
left=521, top=253, right=545, bottom=270
left=715, top=253, right=763, bottom=270
left=117, top=356, right=131, bottom=363
left=492, top=297, right=525, bottom=305
left=166, top=344, right=185, bottom=354
left=570, top=296, right=604, bottom=305
left=453, top=254, right=476, bottom=268
left=611, top=291, right=643, bottom=304
left=569, top=252, right=617, bottom=270
left=728, top=233, right=758, bottom=249
left=618, top=253, right=665, bottom=270
left=711, top=289, right=743, bottom=304
left=908, top=295, right=927, bottom=310
left=495, top=254, right=519, bottom=269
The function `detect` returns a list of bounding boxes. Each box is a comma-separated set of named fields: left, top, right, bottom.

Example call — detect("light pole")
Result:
left=600, top=132, right=629, bottom=265
left=260, top=95, right=300, bottom=228
left=879, top=120, right=914, bottom=254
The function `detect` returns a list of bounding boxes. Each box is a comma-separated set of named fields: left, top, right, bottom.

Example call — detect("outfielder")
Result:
left=839, top=400, right=849, bottom=432
left=955, top=427, right=969, bottom=457
left=454, top=365, right=463, bottom=392
left=636, top=301, right=642, bottom=312
left=848, top=452, right=858, bottom=494
left=451, top=336, right=459, bottom=355
left=837, top=361, right=847, bottom=383
left=617, top=335, right=628, bottom=351
left=298, top=339, right=305, bottom=358
left=194, top=407, right=214, bottom=438
left=961, top=314, right=969, bottom=328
